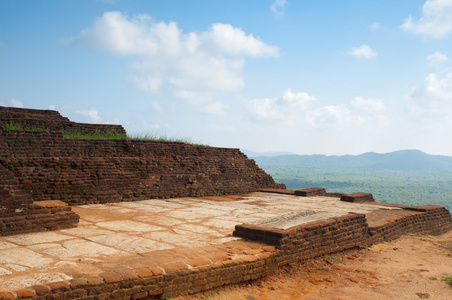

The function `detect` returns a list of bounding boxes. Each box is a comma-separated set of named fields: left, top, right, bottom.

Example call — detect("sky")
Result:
left=1, top=0, right=452, bottom=156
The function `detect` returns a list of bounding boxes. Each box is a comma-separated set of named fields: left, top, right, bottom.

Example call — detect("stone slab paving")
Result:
left=0, top=192, right=400, bottom=291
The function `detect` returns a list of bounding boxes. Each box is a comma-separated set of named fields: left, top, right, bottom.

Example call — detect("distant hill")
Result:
left=241, top=149, right=296, bottom=157
left=250, top=149, right=452, bottom=173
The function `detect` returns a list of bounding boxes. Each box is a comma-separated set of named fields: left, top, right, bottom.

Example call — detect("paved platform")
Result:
left=0, top=192, right=401, bottom=292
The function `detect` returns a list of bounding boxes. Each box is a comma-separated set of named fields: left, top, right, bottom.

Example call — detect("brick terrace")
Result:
left=0, top=192, right=450, bottom=299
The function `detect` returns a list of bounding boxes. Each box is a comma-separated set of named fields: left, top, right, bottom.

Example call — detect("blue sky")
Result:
left=1, top=0, right=452, bottom=156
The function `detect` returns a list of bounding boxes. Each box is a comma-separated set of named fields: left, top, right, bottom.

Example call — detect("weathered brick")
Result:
left=47, top=281, right=70, bottom=292
left=134, top=268, right=154, bottom=278
left=99, top=272, right=122, bottom=283
left=30, top=285, right=50, bottom=295
left=14, top=288, right=35, bottom=298
left=0, top=292, right=16, bottom=300
left=185, top=257, right=211, bottom=268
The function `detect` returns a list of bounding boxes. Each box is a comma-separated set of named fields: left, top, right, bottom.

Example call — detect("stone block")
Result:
left=294, top=188, right=326, bottom=196
left=341, top=192, right=374, bottom=203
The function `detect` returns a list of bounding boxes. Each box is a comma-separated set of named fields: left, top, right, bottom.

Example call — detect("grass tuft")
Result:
left=62, top=129, right=126, bottom=140
left=0, top=122, right=49, bottom=132
left=127, top=132, right=209, bottom=147
left=1, top=122, right=209, bottom=147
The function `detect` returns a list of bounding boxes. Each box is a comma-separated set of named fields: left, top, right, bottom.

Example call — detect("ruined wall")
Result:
left=0, top=129, right=283, bottom=206
left=0, top=107, right=283, bottom=236
left=0, top=106, right=126, bottom=136
left=0, top=163, right=79, bottom=236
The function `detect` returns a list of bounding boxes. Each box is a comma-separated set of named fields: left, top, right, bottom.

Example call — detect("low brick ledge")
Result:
left=0, top=245, right=278, bottom=300
left=1, top=206, right=451, bottom=299
left=294, top=187, right=326, bottom=197
left=341, top=192, right=374, bottom=203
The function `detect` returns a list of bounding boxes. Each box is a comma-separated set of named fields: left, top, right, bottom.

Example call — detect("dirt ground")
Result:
left=177, top=231, right=452, bottom=300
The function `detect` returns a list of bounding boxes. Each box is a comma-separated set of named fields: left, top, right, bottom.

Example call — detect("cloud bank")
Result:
left=407, top=71, right=452, bottom=125
left=348, top=44, right=377, bottom=59
left=247, top=89, right=386, bottom=130
left=271, top=0, right=287, bottom=17
left=71, top=12, right=279, bottom=101
left=402, top=0, right=452, bottom=38
left=427, top=51, right=449, bottom=66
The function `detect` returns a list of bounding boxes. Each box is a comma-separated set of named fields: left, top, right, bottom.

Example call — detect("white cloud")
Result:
left=306, top=104, right=365, bottom=129
left=247, top=88, right=317, bottom=124
left=348, top=44, right=377, bottom=59
left=76, top=108, right=102, bottom=123
left=271, top=0, right=287, bottom=17
left=370, top=23, right=381, bottom=31
left=350, top=97, right=386, bottom=112
left=427, top=51, right=449, bottom=66
left=200, top=101, right=228, bottom=115
left=423, top=72, right=452, bottom=100
left=9, top=99, right=24, bottom=108
left=71, top=11, right=278, bottom=99
left=402, top=0, right=452, bottom=38
left=407, top=71, right=452, bottom=122
left=202, top=23, right=279, bottom=57
left=151, top=101, right=163, bottom=113
left=247, top=89, right=387, bottom=131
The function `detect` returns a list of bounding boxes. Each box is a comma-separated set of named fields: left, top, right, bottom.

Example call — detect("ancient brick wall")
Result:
left=366, top=205, right=452, bottom=243
left=0, top=106, right=126, bottom=136
left=1, top=206, right=450, bottom=299
left=0, top=129, right=283, bottom=206
left=0, top=163, right=79, bottom=236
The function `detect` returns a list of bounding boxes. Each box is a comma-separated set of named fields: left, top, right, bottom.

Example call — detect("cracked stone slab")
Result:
left=0, top=273, right=72, bottom=290
left=248, top=210, right=347, bottom=230
left=0, top=267, right=12, bottom=275
left=59, top=227, right=113, bottom=237
left=42, top=239, right=125, bottom=258
left=5, top=232, right=74, bottom=246
left=203, top=219, right=241, bottom=230
left=143, top=231, right=187, bottom=245
left=164, top=210, right=211, bottom=220
left=0, top=248, right=53, bottom=269
left=175, top=224, right=224, bottom=237
left=87, top=233, right=173, bottom=253
left=133, top=215, right=184, bottom=226
left=142, top=200, right=187, bottom=208
left=0, top=242, right=17, bottom=250
left=95, top=220, right=165, bottom=232
left=112, top=202, right=169, bottom=212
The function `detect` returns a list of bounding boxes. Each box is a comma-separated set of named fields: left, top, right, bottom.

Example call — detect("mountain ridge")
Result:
left=246, top=149, right=452, bottom=173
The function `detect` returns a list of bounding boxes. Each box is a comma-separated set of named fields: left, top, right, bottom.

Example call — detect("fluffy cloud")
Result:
left=402, top=0, right=452, bottom=38
left=8, top=99, right=24, bottom=108
left=306, top=104, right=364, bottom=129
left=348, top=44, right=377, bottom=59
left=427, top=51, right=449, bottom=66
left=75, top=108, right=102, bottom=123
left=370, top=23, right=381, bottom=31
left=271, top=0, right=287, bottom=17
left=350, top=97, right=386, bottom=112
left=407, top=71, right=452, bottom=122
left=247, top=88, right=317, bottom=124
left=247, top=89, right=387, bottom=131
left=72, top=11, right=278, bottom=98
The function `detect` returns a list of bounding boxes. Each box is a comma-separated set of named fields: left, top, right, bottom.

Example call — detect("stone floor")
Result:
left=0, top=192, right=400, bottom=291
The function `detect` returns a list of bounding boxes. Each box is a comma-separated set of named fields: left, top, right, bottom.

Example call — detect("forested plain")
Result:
left=261, top=167, right=452, bottom=211
left=250, top=150, right=452, bottom=212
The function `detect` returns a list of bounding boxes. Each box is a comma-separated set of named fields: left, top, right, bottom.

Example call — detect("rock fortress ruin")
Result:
left=0, top=106, right=451, bottom=299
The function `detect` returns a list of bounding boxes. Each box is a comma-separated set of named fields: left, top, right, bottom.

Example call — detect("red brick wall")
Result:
left=0, top=164, right=79, bottom=236
left=0, top=129, right=283, bottom=205
left=1, top=207, right=450, bottom=298
left=0, top=106, right=126, bottom=136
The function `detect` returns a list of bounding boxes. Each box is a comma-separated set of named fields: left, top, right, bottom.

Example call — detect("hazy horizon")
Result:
left=1, top=0, right=452, bottom=156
